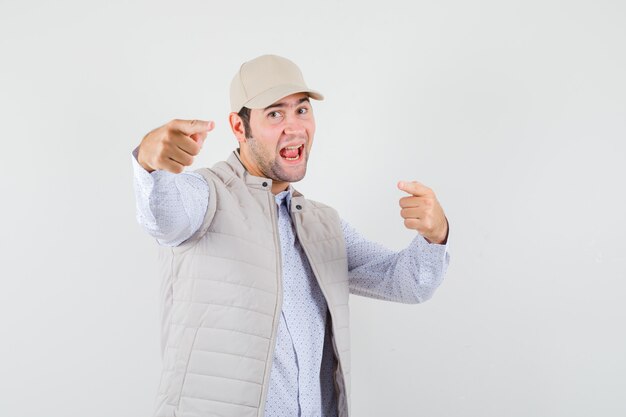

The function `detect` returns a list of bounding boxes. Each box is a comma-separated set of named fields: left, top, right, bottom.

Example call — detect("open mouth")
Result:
left=279, top=144, right=304, bottom=162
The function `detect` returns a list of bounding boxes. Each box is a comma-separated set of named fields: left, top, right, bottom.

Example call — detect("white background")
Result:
left=1, top=0, right=625, bottom=416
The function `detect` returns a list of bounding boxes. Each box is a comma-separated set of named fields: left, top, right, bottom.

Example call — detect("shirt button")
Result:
left=296, top=205, right=302, bottom=210
left=262, top=182, right=268, bottom=187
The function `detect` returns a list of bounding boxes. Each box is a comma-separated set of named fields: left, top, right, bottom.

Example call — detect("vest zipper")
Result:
left=258, top=190, right=284, bottom=416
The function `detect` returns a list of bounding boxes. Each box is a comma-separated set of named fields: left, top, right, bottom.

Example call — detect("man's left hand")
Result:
left=398, top=181, right=448, bottom=244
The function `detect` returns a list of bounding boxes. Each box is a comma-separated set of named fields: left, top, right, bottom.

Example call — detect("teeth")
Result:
left=282, top=144, right=303, bottom=161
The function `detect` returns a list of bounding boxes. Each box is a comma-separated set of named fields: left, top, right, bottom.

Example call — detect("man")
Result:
left=132, top=54, right=450, bottom=417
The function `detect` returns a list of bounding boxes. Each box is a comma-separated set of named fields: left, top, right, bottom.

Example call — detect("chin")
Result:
left=283, top=169, right=307, bottom=183
left=274, top=165, right=307, bottom=183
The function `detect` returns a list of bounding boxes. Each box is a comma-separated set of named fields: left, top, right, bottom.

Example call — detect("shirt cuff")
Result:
left=132, top=146, right=181, bottom=194
left=410, top=229, right=450, bottom=271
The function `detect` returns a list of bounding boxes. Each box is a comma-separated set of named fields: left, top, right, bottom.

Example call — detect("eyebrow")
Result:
left=264, top=97, right=310, bottom=111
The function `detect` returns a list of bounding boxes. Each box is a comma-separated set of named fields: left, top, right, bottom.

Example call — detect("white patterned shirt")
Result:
left=132, top=151, right=450, bottom=416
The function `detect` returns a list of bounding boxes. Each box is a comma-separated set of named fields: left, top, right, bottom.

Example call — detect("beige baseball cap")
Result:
left=230, top=54, right=324, bottom=113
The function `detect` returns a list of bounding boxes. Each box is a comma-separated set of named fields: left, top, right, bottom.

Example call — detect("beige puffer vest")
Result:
left=153, top=151, right=351, bottom=417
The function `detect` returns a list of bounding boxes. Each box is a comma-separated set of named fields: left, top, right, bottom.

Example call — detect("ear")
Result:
left=229, top=112, right=247, bottom=144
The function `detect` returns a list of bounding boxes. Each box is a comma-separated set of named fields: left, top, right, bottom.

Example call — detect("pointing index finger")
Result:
left=171, top=119, right=215, bottom=136
left=397, top=180, right=432, bottom=196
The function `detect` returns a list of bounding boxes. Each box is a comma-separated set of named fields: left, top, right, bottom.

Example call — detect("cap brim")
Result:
left=242, top=84, right=324, bottom=111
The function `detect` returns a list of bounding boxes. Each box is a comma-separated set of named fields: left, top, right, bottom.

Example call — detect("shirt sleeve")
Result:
left=342, top=218, right=450, bottom=304
left=131, top=148, right=209, bottom=246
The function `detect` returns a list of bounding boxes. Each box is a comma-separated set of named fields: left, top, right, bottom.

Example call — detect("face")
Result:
left=232, top=92, right=316, bottom=191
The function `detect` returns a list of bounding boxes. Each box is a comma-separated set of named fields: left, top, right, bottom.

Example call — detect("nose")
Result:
left=283, top=115, right=306, bottom=137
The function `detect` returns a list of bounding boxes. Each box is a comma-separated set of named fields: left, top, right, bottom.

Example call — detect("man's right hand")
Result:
left=137, top=119, right=215, bottom=173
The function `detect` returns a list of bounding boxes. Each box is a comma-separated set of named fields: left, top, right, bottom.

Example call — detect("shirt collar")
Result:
left=274, top=185, right=294, bottom=210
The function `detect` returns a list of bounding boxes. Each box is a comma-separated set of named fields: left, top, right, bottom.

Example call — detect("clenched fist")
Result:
left=137, top=119, right=215, bottom=174
left=398, top=181, right=449, bottom=244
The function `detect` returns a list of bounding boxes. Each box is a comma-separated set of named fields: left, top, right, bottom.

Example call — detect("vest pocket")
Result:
left=166, top=327, right=199, bottom=408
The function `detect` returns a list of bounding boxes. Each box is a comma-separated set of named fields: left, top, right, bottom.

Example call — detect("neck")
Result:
left=237, top=148, right=290, bottom=195
left=271, top=181, right=289, bottom=195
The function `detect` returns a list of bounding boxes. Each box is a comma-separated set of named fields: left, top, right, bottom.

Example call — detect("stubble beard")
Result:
left=247, top=136, right=309, bottom=183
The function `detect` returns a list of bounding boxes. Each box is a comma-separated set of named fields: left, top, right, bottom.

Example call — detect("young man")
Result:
left=133, top=54, right=450, bottom=417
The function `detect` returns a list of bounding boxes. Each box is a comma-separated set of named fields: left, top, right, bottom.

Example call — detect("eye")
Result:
left=298, top=107, right=310, bottom=115
left=268, top=111, right=282, bottom=119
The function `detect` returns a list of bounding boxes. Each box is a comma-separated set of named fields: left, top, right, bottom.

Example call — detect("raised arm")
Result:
left=343, top=220, right=450, bottom=303
left=344, top=180, right=450, bottom=303
left=132, top=119, right=214, bottom=246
